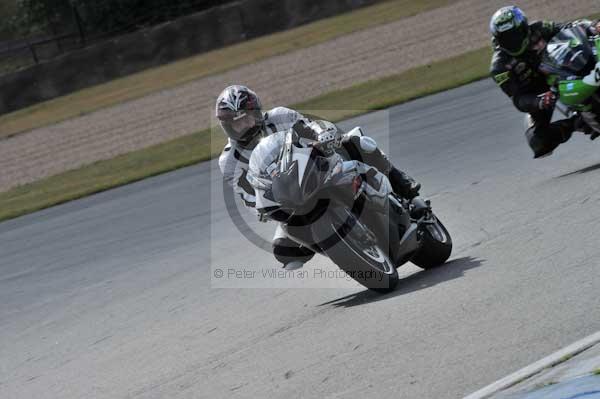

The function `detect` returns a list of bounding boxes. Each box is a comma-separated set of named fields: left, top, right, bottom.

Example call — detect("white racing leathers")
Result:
left=219, top=107, right=315, bottom=267
left=218, top=107, right=305, bottom=208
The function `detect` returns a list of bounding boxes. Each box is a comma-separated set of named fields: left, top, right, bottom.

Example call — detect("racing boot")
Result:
left=526, top=115, right=575, bottom=159
left=340, top=134, right=421, bottom=199
left=388, top=167, right=421, bottom=200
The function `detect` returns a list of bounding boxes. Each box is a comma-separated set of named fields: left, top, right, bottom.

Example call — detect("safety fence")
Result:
left=0, top=0, right=233, bottom=75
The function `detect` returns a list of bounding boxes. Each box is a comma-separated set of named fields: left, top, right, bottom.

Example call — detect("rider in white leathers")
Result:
left=216, top=85, right=420, bottom=270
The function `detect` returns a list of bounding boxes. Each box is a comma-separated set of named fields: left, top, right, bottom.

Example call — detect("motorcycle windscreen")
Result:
left=540, top=26, right=594, bottom=77
left=271, top=150, right=332, bottom=210
left=272, top=161, right=303, bottom=208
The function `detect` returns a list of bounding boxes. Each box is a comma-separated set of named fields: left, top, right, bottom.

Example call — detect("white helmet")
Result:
left=215, top=85, right=264, bottom=145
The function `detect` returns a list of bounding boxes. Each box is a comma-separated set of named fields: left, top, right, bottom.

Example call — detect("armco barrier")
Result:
left=0, top=0, right=381, bottom=115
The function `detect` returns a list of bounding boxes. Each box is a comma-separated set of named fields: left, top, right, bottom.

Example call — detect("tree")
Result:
left=7, top=0, right=231, bottom=39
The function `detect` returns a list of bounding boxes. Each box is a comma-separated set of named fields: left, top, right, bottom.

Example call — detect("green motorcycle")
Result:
left=539, top=24, right=600, bottom=136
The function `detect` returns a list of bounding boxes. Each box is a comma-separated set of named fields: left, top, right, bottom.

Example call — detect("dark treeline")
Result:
left=2, top=0, right=234, bottom=40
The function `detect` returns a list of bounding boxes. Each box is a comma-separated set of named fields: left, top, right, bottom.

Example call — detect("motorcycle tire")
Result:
left=411, top=215, right=452, bottom=269
left=313, top=209, right=399, bottom=293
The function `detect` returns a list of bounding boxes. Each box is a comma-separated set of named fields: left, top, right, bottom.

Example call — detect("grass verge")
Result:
left=0, top=127, right=226, bottom=222
left=0, top=0, right=456, bottom=139
left=0, top=46, right=492, bottom=222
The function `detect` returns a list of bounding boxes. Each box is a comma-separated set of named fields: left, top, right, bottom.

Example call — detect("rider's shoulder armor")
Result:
left=531, top=20, right=562, bottom=41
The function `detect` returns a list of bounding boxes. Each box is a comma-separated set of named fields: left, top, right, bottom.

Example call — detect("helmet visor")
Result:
left=497, top=24, right=529, bottom=55
left=218, top=110, right=261, bottom=142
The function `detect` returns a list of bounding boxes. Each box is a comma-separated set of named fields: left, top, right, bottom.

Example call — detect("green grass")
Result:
left=294, top=47, right=492, bottom=122
left=593, top=368, right=600, bottom=376
left=0, top=46, right=492, bottom=222
left=0, top=0, right=456, bottom=139
left=0, top=127, right=226, bottom=222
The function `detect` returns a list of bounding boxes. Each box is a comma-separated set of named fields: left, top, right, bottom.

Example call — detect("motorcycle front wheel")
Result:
left=313, top=208, right=399, bottom=293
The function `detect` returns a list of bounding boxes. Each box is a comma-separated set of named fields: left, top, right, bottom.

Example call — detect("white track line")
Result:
left=464, top=330, right=600, bottom=399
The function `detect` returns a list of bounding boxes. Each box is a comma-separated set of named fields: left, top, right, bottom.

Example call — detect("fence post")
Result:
left=26, top=39, right=39, bottom=64
left=72, top=4, right=86, bottom=47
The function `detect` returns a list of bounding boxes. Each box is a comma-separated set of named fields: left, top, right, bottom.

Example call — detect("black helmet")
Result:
left=490, top=6, right=530, bottom=56
left=215, top=85, right=264, bottom=145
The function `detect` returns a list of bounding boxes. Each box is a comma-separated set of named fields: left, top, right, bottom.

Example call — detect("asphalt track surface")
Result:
left=1, top=80, right=599, bottom=398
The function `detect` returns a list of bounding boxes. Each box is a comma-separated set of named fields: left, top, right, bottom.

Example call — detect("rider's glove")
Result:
left=537, top=91, right=557, bottom=110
